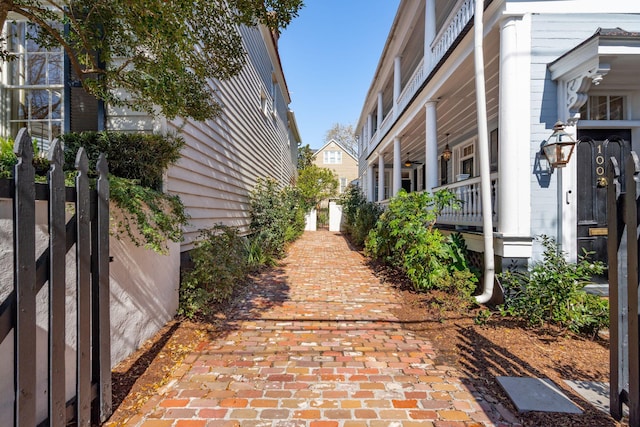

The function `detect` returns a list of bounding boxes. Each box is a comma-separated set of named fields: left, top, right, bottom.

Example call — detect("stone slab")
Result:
left=564, top=380, right=629, bottom=417
left=496, top=376, right=582, bottom=414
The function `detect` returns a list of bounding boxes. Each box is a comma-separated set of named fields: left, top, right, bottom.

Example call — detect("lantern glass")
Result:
left=542, top=121, right=576, bottom=168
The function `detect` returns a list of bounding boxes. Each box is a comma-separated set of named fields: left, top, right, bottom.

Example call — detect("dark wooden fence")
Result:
left=607, top=151, right=640, bottom=426
left=0, top=129, right=111, bottom=426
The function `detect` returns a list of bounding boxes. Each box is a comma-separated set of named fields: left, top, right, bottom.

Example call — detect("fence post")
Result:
left=93, top=153, right=112, bottom=422
left=75, top=148, right=91, bottom=426
left=608, top=156, right=626, bottom=420
left=625, top=151, right=640, bottom=425
left=48, top=139, right=66, bottom=426
left=13, top=128, right=36, bottom=427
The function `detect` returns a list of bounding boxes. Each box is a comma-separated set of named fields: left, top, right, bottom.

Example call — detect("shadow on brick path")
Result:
left=119, top=230, right=523, bottom=427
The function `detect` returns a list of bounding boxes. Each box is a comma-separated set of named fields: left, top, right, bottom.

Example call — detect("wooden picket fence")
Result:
left=607, top=151, right=640, bottom=426
left=0, top=129, right=111, bottom=426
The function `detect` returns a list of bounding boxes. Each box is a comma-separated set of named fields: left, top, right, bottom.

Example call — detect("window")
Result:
left=339, top=177, right=347, bottom=193
left=4, top=21, right=64, bottom=148
left=323, top=150, right=342, bottom=164
left=579, top=95, right=625, bottom=120
left=456, top=142, right=475, bottom=180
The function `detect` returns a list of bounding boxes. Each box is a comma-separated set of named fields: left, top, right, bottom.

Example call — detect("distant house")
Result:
left=313, top=139, right=359, bottom=194
left=357, top=0, right=640, bottom=273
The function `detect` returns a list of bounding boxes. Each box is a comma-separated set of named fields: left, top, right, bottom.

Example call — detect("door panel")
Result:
left=576, top=129, right=631, bottom=273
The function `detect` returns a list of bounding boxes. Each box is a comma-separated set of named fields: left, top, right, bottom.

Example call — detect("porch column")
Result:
left=367, top=114, right=373, bottom=141
left=424, top=101, right=438, bottom=191
left=377, top=92, right=383, bottom=130
left=367, top=163, right=375, bottom=202
left=378, top=153, right=385, bottom=202
left=498, top=15, right=531, bottom=237
left=393, top=137, right=402, bottom=196
left=424, top=0, right=437, bottom=71
left=393, top=56, right=402, bottom=113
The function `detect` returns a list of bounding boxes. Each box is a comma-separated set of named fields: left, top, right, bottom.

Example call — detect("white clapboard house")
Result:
left=357, top=0, right=640, bottom=275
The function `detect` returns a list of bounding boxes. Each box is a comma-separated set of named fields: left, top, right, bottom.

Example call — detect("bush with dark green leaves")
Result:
left=61, top=131, right=188, bottom=253
left=61, top=131, right=184, bottom=189
left=498, top=235, right=608, bottom=336
left=178, top=224, right=248, bottom=319
left=338, top=184, right=382, bottom=247
left=249, top=177, right=305, bottom=259
left=365, top=189, right=476, bottom=297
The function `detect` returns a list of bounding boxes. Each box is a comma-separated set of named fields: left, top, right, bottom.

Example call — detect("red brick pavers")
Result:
left=129, top=231, right=520, bottom=427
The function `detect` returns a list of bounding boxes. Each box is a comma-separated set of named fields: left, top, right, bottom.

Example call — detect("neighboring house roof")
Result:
left=314, top=139, right=358, bottom=162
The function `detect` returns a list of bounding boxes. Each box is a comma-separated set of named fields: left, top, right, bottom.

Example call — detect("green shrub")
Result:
left=62, top=131, right=187, bottom=253
left=61, top=131, right=184, bottom=189
left=498, top=235, right=607, bottom=336
left=352, top=201, right=382, bottom=247
left=365, top=189, right=475, bottom=295
left=249, top=177, right=304, bottom=258
left=0, top=136, right=50, bottom=179
left=179, top=224, right=248, bottom=319
left=110, top=176, right=189, bottom=254
left=337, top=185, right=382, bottom=247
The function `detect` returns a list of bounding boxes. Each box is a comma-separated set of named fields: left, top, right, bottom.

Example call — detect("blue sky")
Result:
left=278, top=0, right=400, bottom=150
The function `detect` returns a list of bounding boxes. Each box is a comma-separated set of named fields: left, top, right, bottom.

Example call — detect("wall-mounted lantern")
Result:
left=542, top=121, right=576, bottom=168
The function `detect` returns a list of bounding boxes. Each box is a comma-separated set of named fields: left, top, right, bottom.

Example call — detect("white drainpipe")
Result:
left=473, top=0, right=496, bottom=304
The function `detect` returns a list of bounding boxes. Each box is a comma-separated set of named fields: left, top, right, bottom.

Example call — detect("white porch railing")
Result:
left=431, top=0, right=475, bottom=65
left=433, top=172, right=498, bottom=227
left=397, top=58, right=425, bottom=114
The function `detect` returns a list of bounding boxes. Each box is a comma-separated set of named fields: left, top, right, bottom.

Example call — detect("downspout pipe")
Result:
left=473, top=0, right=496, bottom=304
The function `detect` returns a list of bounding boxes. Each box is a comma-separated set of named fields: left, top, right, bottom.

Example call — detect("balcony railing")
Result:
left=433, top=172, right=498, bottom=227
left=431, top=0, right=475, bottom=66
left=396, top=58, right=425, bottom=114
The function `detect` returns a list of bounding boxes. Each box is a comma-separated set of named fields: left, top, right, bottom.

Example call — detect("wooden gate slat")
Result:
left=93, top=153, right=112, bottom=422
left=13, top=128, right=37, bottom=427
left=608, top=156, right=624, bottom=420
left=625, top=151, right=640, bottom=425
left=48, top=139, right=66, bottom=427
left=75, top=148, right=92, bottom=426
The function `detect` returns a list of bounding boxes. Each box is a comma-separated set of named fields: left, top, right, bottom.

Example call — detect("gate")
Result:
left=607, top=151, right=640, bottom=426
left=0, top=129, right=111, bottom=426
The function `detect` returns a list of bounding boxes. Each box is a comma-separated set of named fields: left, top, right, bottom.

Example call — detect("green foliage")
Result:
left=61, top=131, right=184, bottom=189
left=109, top=176, right=189, bottom=254
left=60, top=131, right=188, bottom=254
left=365, top=189, right=476, bottom=296
left=0, top=136, right=15, bottom=179
left=338, top=184, right=382, bottom=247
left=249, top=177, right=305, bottom=259
left=0, top=136, right=50, bottom=179
left=297, top=144, right=315, bottom=171
left=4, top=0, right=303, bottom=121
left=178, top=224, right=248, bottom=319
left=296, top=164, right=339, bottom=210
left=498, top=235, right=608, bottom=336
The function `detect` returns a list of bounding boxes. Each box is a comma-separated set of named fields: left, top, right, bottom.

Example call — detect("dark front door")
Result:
left=576, top=129, right=631, bottom=273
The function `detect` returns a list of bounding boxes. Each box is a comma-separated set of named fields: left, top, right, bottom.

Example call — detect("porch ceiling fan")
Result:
left=404, top=152, right=423, bottom=168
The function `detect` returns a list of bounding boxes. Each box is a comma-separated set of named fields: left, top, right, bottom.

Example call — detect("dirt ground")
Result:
left=106, top=257, right=627, bottom=427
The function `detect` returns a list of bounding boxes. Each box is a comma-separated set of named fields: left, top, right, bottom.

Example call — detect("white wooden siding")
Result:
left=528, top=13, right=640, bottom=259
left=166, top=25, right=296, bottom=249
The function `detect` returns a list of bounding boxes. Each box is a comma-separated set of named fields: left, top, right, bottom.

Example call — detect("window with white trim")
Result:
left=339, top=177, right=347, bottom=193
left=455, top=141, right=475, bottom=180
left=323, top=150, right=342, bottom=164
left=3, top=21, right=64, bottom=148
left=579, top=95, right=625, bottom=120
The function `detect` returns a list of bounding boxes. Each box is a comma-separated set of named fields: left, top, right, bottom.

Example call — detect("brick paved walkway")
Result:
left=127, top=231, right=518, bottom=427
